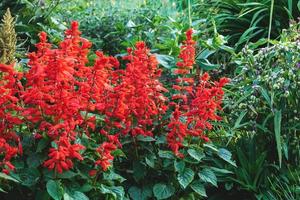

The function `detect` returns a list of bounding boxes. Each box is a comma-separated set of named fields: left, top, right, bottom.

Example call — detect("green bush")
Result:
left=219, top=21, right=300, bottom=199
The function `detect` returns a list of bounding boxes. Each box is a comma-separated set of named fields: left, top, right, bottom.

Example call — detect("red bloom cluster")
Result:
left=95, top=142, right=117, bottom=171
left=43, top=136, right=85, bottom=173
left=0, top=22, right=229, bottom=174
left=167, top=29, right=229, bottom=157
left=0, top=63, right=22, bottom=174
left=104, top=41, right=168, bottom=137
left=22, top=22, right=120, bottom=173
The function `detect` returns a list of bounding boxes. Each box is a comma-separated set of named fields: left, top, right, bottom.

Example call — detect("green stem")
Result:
left=188, top=0, right=192, bottom=27
left=267, top=0, right=274, bottom=47
left=132, top=136, right=139, bottom=158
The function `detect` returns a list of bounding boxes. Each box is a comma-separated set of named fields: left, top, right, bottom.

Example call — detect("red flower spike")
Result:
left=167, top=29, right=228, bottom=157
left=0, top=63, right=22, bottom=174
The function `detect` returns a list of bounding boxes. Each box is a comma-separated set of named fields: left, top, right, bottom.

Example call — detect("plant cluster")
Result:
left=218, top=21, right=300, bottom=199
left=0, top=21, right=232, bottom=199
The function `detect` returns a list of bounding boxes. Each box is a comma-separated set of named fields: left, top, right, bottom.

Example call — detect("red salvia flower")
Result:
left=167, top=29, right=229, bottom=156
left=43, top=136, right=85, bottom=173
left=0, top=63, right=22, bottom=174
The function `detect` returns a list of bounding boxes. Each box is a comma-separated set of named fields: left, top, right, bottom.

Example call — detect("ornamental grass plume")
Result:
left=0, top=8, right=17, bottom=65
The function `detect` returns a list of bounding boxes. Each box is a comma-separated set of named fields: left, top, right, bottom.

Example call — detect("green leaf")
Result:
left=0, top=173, right=19, bottom=182
left=36, top=138, right=49, bottom=152
left=128, top=187, right=142, bottom=200
left=112, top=149, right=126, bottom=157
left=79, top=184, right=93, bottom=193
left=198, top=168, right=217, bottom=187
left=136, top=135, right=155, bottom=142
left=128, top=186, right=152, bottom=200
left=174, top=160, right=185, bottom=172
left=57, top=171, right=77, bottom=179
left=210, top=167, right=233, bottom=174
left=197, top=49, right=215, bottom=59
left=233, top=110, right=247, bottom=129
left=218, top=148, right=237, bottom=167
left=177, top=168, right=195, bottom=189
left=145, top=156, right=155, bottom=168
left=187, top=149, right=205, bottom=162
left=126, top=20, right=136, bottom=28
left=158, top=150, right=175, bottom=159
left=27, top=153, right=44, bottom=168
left=133, top=161, right=146, bottom=182
left=63, top=191, right=89, bottom=200
left=18, top=168, right=40, bottom=187
left=203, top=143, right=218, bottom=152
left=46, top=180, right=63, bottom=200
left=154, top=54, right=175, bottom=69
left=196, top=59, right=219, bottom=70
left=103, top=171, right=126, bottom=183
left=100, top=185, right=125, bottom=200
left=190, top=180, right=207, bottom=197
left=274, top=110, right=282, bottom=168
left=153, top=183, right=175, bottom=200
left=259, top=87, right=272, bottom=108
left=109, top=186, right=125, bottom=200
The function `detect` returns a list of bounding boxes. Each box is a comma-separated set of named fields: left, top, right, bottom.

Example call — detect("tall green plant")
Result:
left=198, top=0, right=300, bottom=50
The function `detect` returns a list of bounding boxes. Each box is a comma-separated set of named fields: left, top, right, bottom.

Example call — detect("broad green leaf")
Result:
left=218, top=148, right=237, bottom=167
left=57, top=171, right=77, bottom=179
left=203, top=143, right=218, bottom=152
left=158, top=150, right=175, bottom=159
left=46, top=180, right=63, bottom=200
left=35, top=190, right=51, bottom=200
left=128, top=186, right=152, bottom=200
left=103, top=171, right=126, bottom=183
left=0, top=173, right=19, bottom=182
left=198, top=168, right=217, bottom=187
left=27, top=153, right=44, bottom=168
left=153, top=183, right=175, bottom=200
left=177, top=168, right=195, bottom=189
left=174, top=160, right=185, bottom=172
left=197, top=49, right=215, bottom=59
left=196, top=59, right=219, bottom=70
left=145, top=156, right=155, bottom=168
left=112, top=149, right=126, bottom=157
left=100, top=185, right=125, bottom=200
left=274, top=110, right=282, bottom=168
left=80, top=184, right=93, bottom=193
left=36, top=138, right=49, bottom=152
left=133, top=161, right=146, bottom=182
left=187, top=149, right=205, bottom=162
left=154, top=54, right=175, bottom=69
left=63, top=191, right=89, bottom=200
left=19, top=168, right=40, bottom=187
left=136, top=135, right=155, bottom=142
left=190, top=180, right=207, bottom=197
left=110, top=186, right=125, bottom=199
